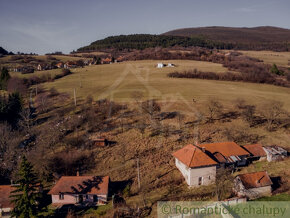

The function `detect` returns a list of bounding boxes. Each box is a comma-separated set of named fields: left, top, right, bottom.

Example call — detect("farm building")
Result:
left=167, top=63, right=175, bottom=67
left=90, top=137, right=108, bottom=147
left=172, top=144, right=218, bottom=187
left=200, top=142, right=250, bottom=167
left=233, top=171, right=272, bottom=199
left=48, top=175, right=110, bottom=206
left=242, top=144, right=267, bottom=161
left=0, top=185, right=15, bottom=217
left=102, top=57, right=112, bottom=64
left=55, top=62, right=64, bottom=68
left=263, top=146, right=287, bottom=162
left=157, top=63, right=164, bottom=68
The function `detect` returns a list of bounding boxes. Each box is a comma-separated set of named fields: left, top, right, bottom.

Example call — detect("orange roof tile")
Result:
left=201, top=142, right=250, bottom=157
left=242, top=144, right=266, bottom=157
left=0, top=185, right=16, bottom=209
left=237, top=171, right=272, bottom=189
left=172, top=144, right=218, bottom=168
left=48, top=176, right=109, bottom=195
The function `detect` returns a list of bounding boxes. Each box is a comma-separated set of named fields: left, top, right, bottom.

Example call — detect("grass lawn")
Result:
left=255, top=193, right=290, bottom=201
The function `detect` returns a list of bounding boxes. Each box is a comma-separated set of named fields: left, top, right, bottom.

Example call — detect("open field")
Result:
left=239, top=50, right=290, bottom=67
left=43, top=60, right=290, bottom=110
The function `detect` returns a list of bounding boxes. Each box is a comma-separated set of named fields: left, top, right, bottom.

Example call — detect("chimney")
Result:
left=201, top=147, right=206, bottom=153
left=76, top=170, right=80, bottom=177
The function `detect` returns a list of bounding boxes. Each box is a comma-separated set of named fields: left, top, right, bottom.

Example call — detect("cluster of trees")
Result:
left=77, top=34, right=234, bottom=52
left=0, top=92, right=23, bottom=127
left=168, top=69, right=290, bottom=87
left=168, top=53, right=290, bottom=87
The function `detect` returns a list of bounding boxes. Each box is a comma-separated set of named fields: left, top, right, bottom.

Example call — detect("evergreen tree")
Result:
left=270, top=63, right=284, bottom=76
left=0, top=67, right=11, bottom=90
left=10, top=156, right=40, bottom=218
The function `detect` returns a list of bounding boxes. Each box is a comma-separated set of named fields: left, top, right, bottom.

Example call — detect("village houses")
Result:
left=172, top=141, right=288, bottom=199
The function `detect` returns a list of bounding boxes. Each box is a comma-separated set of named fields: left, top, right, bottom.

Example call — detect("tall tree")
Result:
left=10, top=156, right=40, bottom=218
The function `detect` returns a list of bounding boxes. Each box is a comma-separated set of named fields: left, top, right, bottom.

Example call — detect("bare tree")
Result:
left=205, top=98, right=223, bottom=122
left=215, top=168, right=233, bottom=201
left=260, top=100, right=286, bottom=131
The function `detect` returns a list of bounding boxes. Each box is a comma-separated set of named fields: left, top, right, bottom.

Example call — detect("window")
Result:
left=59, top=193, right=64, bottom=200
left=208, top=176, right=211, bottom=180
left=198, top=177, right=203, bottom=185
left=86, top=195, right=89, bottom=200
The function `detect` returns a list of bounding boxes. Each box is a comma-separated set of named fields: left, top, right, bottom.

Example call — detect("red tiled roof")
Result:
left=0, top=185, right=16, bottom=209
left=201, top=142, right=250, bottom=157
left=172, top=144, right=218, bottom=168
left=242, top=144, right=266, bottom=157
left=213, top=152, right=227, bottom=163
left=237, top=171, right=272, bottom=189
left=48, top=176, right=109, bottom=195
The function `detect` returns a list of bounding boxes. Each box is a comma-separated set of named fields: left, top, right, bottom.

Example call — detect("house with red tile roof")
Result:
left=233, top=171, right=272, bottom=199
left=172, top=144, right=218, bottom=187
left=48, top=175, right=109, bottom=206
left=242, top=144, right=267, bottom=161
left=0, top=185, right=16, bottom=217
left=199, top=142, right=250, bottom=166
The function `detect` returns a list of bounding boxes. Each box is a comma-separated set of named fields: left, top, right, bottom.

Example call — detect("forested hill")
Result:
left=0, top=47, right=9, bottom=55
left=77, top=26, right=290, bottom=52
left=163, top=26, right=290, bottom=50
left=77, top=34, right=233, bottom=52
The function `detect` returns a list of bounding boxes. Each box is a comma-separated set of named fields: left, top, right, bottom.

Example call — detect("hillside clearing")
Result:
left=43, top=60, right=290, bottom=110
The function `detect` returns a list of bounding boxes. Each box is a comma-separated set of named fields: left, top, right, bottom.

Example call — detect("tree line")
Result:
left=77, top=34, right=234, bottom=51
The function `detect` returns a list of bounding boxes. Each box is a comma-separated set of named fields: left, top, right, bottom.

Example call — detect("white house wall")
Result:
left=175, top=158, right=216, bottom=187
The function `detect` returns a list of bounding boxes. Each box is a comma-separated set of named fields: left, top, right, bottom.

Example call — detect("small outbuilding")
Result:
left=157, top=63, right=164, bottom=68
left=242, top=144, right=267, bottom=161
left=90, top=137, right=108, bottom=147
left=234, top=171, right=272, bottom=199
left=263, top=146, right=287, bottom=162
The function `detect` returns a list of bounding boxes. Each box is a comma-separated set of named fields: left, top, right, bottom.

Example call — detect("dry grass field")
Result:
left=43, top=60, right=290, bottom=110
left=239, top=50, right=290, bottom=67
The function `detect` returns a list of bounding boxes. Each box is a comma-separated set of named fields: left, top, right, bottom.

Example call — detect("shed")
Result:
left=234, top=171, right=272, bottom=199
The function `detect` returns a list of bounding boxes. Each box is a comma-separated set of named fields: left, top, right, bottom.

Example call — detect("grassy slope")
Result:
left=43, top=60, right=290, bottom=109
left=238, top=50, right=290, bottom=67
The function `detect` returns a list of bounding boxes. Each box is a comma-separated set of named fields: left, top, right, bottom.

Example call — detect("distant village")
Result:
left=11, top=55, right=125, bottom=74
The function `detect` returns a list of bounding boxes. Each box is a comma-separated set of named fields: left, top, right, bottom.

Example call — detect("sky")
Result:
left=0, top=0, right=289, bottom=54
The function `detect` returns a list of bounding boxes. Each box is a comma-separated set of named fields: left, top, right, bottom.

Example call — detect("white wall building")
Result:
left=172, top=144, right=218, bottom=187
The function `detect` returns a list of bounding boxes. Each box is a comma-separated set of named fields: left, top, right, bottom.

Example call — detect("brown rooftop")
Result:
left=242, top=144, right=266, bottom=157
left=0, top=185, right=16, bottom=209
left=172, top=144, right=218, bottom=168
left=48, top=176, right=109, bottom=195
left=201, top=142, right=250, bottom=158
left=237, top=171, right=272, bottom=189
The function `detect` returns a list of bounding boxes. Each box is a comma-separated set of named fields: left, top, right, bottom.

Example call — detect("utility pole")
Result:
left=74, top=88, right=77, bottom=106
left=137, top=158, right=141, bottom=190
